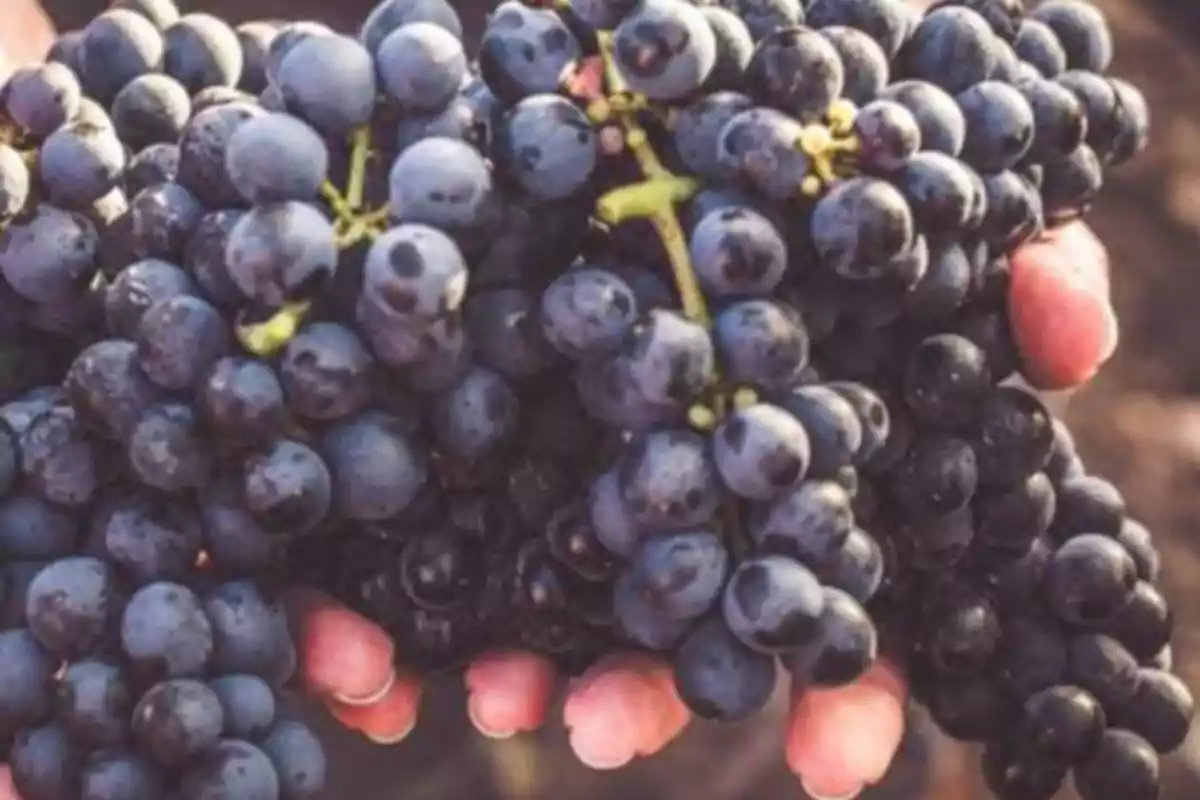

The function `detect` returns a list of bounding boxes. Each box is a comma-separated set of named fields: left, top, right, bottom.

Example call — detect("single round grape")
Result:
left=540, top=268, right=638, bottom=359
left=1030, top=0, right=1113, bottom=73
left=1044, top=534, right=1138, bottom=627
left=431, top=366, right=520, bottom=463
left=956, top=80, right=1036, bottom=173
left=277, top=33, right=377, bottom=136
left=900, top=7, right=998, bottom=95
left=713, top=403, right=810, bottom=501
left=377, top=21, right=467, bottom=111
left=811, top=177, right=915, bottom=280
left=39, top=120, right=127, bottom=207
left=243, top=440, right=333, bottom=535
left=121, top=582, right=213, bottom=684
left=745, top=25, right=844, bottom=122
left=164, top=12, right=244, bottom=94
left=225, top=112, right=329, bottom=204
left=363, top=222, right=468, bottom=321
left=0, top=490, right=78, bottom=561
left=853, top=99, right=922, bottom=173
left=224, top=201, right=337, bottom=308
left=77, top=9, right=165, bottom=105
left=716, top=106, right=813, bottom=200
left=388, top=136, right=498, bottom=240
left=133, top=679, right=224, bottom=768
left=714, top=298, right=810, bottom=391
left=723, top=555, right=825, bottom=653
left=1041, top=143, right=1103, bottom=224
left=689, top=206, right=787, bottom=298
left=672, top=617, right=776, bottom=721
left=128, top=403, right=215, bottom=493
left=26, top=556, right=118, bottom=660
left=129, top=181, right=205, bottom=262
left=136, top=294, right=232, bottom=391
left=495, top=94, right=598, bottom=202
left=904, top=333, right=993, bottom=428
left=279, top=322, right=375, bottom=421
left=5, top=62, right=81, bottom=137
left=209, top=674, right=277, bottom=741
left=322, top=411, right=429, bottom=522
left=1015, top=18, right=1067, bottom=77
left=611, top=0, right=717, bottom=101
left=112, top=73, right=192, bottom=151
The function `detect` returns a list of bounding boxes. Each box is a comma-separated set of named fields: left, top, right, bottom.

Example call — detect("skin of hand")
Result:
left=279, top=221, right=1117, bottom=800
left=0, top=6, right=1118, bottom=800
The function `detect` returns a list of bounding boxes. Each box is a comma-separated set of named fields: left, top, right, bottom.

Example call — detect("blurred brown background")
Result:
left=32, top=0, right=1200, bottom=797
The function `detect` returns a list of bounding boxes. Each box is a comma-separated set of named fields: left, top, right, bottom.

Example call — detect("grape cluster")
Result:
left=0, top=0, right=1184, bottom=797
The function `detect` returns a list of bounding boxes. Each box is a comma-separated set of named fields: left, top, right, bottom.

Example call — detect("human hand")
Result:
left=284, top=221, right=1116, bottom=800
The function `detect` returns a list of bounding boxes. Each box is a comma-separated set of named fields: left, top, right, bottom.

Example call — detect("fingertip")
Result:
left=0, top=765, right=18, bottom=800
left=1010, top=224, right=1118, bottom=390
left=787, top=662, right=908, bottom=791
left=328, top=672, right=423, bottom=745
left=289, top=589, right=396, bottom=704
left=464, top=651, right=557, bottom=738
left=563, top=654, right=689, bottom=770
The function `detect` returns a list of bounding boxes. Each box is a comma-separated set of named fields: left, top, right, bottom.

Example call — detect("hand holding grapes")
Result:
left=0, top=0, right=1143, bottom=796
left=270, top=222, right=1116, bottom=800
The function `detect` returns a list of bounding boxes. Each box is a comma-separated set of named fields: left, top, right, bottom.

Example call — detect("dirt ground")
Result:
left=37, top=0, right=1200, bottom=797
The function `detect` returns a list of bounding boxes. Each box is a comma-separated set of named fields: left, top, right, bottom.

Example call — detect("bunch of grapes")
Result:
left=0, top=0, right=1186, bottom=797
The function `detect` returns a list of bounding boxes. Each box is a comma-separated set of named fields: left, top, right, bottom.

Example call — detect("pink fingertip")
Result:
left=464, top=652, right=556, bottom=737
left=564, top=667, right=661, bottom=769
left=0, top=766, right=15, bottom=800
left=787, top=664, right=907, bottom=788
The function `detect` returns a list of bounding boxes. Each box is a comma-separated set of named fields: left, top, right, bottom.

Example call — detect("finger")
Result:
left=563, top=654, right=690, bottom=770
left=1010, top=222, right=1118, bottom=390
left=328, top=673, right=423, bottom=745
left=284, top=587, right=397, bottom=705
left=786, top=662, right=908, bottom=799
left=0, top=766, right=18, bottom=800
left=464, top=651, right=557, bottom=739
